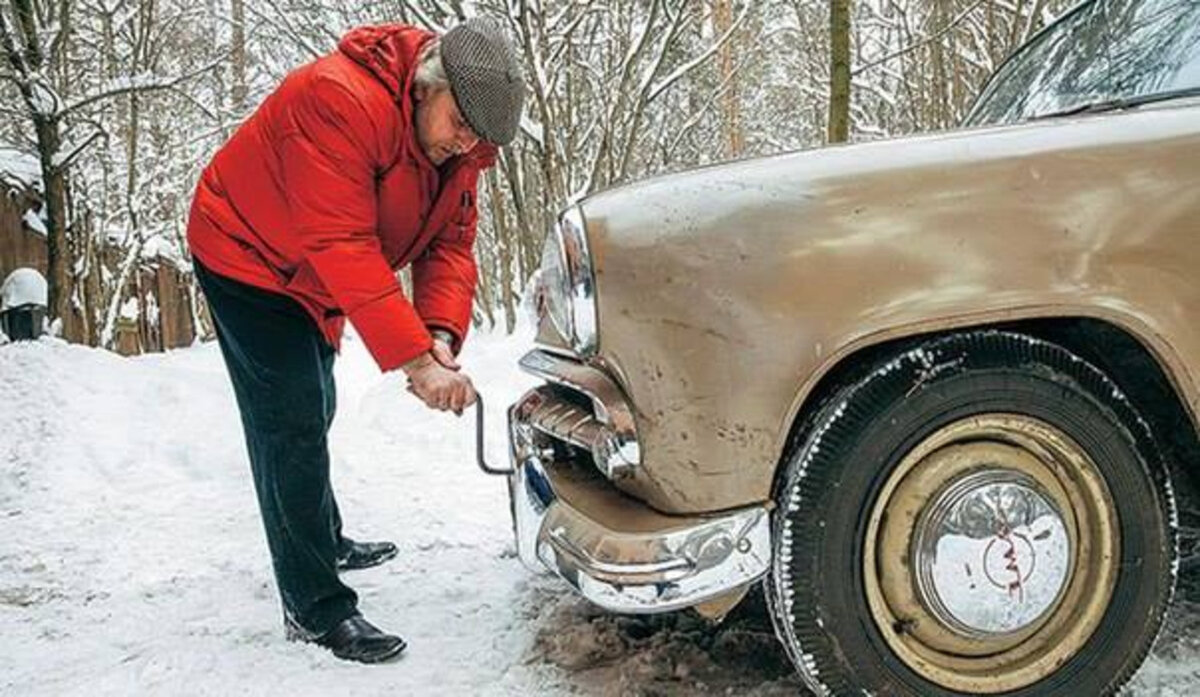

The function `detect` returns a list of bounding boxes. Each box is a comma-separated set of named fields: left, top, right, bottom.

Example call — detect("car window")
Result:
left=966, top=0, right=1200, bottom=126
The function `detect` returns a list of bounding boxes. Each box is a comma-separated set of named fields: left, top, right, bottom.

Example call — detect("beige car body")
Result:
left=535, top=98, right=1200, bottom=516
left=506, top=9, right=1199, bottom=691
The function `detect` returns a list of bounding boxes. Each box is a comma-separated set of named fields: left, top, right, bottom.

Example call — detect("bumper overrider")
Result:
left=505, top=351, right=772, bottom=613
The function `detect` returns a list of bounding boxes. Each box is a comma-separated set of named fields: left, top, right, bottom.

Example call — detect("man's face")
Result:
left=413, top=85, right=481, bottom=166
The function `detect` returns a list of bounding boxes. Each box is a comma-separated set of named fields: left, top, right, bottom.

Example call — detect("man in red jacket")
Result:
left=186, top=17, right=523, bottom=663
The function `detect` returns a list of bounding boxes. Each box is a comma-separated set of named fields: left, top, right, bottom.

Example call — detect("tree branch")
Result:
left=52, top=126, right=105, bottom=173
left=243, top=0, right=324, bottom=60
left=58, top=54, right=226, bottom=119
left=851, top=0, right=987, bottom=77
left=399, top=0, right=447, bottom=32
left=664, top=55, right=749, bottom=160
left=0, top=5, right=32, bottom=81
left=646, top=0, right=750, bottom=102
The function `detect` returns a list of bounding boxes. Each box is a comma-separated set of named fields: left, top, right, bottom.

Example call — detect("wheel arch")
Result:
left=773, top=315, right=1200, bottom=511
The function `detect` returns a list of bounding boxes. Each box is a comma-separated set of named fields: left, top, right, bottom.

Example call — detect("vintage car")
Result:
left=505, top=0, right=1200, bottom=694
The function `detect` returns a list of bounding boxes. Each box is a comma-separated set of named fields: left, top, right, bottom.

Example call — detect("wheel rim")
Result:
left=863, top=414, right=1120, bottom=693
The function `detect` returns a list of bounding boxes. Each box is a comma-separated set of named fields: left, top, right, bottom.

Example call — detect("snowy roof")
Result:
left=0, top=147, right=42, bottom=193
left=2, top=267, right=48, bottom=310
left=142, top=235, right=183, bottom=265
left=100, top=231, right=187, bottom=270
left=23, top=208, right=47, bottom=236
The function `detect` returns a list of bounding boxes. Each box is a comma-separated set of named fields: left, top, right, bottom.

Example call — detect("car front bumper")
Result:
left=506, top=388, right=772, bottom=613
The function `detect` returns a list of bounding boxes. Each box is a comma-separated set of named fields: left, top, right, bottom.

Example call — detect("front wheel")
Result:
left=766, top=331, right=1176, bottom=696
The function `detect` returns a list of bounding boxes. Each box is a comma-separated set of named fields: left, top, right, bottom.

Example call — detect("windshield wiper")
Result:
left=1032, top=86, right=1200, bottom=120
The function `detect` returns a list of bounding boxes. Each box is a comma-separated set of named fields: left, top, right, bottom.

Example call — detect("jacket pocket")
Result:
left=452, top=190, right=478, bottom=243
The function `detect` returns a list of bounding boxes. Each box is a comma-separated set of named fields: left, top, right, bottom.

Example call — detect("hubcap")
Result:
left=914, top=468, right=1071, bottom=638
left=863, top=414, right=1119, bottom=693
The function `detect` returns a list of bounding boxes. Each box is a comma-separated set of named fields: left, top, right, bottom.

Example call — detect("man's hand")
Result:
left=402, top=352, right=476, bottom=415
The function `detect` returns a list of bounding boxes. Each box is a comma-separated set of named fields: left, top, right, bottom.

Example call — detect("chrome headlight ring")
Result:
left=540, top=206, right=598, bottom=355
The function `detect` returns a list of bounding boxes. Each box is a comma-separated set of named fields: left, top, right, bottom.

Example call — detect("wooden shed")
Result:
left=1, top=146, right=199, bottom=355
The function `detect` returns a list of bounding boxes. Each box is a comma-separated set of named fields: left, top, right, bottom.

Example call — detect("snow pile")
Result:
left=1, top=268, right=48, bottom=310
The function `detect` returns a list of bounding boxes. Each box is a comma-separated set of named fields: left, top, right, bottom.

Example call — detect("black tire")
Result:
left=765, top=330, right=1177, bottom=696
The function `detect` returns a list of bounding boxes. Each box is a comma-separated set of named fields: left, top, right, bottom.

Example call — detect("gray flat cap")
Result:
left=442, top=18, right=525, bottom=146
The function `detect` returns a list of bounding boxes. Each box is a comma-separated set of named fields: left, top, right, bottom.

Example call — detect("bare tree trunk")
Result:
left=2, top=0, right=75, bottom=335
left=101, top=240, right=144, bottom=347
left=230, top=0, right=247, bottom=112
left=84, top=224, right=102, bottom=345
left=828, top=0, right=852, bottom=143
left=38, top=123, right=72, bottom=333
left=486, top=170, right=517, bottom=333
left=931, top=0, right=949, bottom=128
left=713, top=0, right=743, bottom=158
left=136, top=266, right=149, bottom=354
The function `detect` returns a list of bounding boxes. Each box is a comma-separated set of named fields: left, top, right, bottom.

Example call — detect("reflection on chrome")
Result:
left=518, top=351, right=640, bottom=478
left=914, top=469, right=1072, bottom=637
left=507, top=391, right=770, bottom=613
left=538, top=207, right=599, bottom=355
left=561, top=207, right=598, bottom=355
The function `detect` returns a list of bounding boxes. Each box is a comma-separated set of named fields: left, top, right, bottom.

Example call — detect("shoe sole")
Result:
left=336, top=547, right=399, bottom=572
left=288, top=624, right=409, bottom=664
left=333, top=639, right=407, bottom=664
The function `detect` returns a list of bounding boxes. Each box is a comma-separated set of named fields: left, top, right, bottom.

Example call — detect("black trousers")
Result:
left=195, top=260, right=357, bottom=635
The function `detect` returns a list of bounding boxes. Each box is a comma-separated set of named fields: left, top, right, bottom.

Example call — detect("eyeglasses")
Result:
left=450, top=107, right=480, bottom=154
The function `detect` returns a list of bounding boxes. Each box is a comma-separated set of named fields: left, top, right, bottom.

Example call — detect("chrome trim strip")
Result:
left=519, top=350, right=641, bottom=477
left=508, top=390, right=771, bottom=614
left=527, top=396, right=605, bottom=450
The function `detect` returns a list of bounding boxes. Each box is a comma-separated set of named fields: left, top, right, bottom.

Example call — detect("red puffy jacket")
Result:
left=187, top=24, right=495, bottom=371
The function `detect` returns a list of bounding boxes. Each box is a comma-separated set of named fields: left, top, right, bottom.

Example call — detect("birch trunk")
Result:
left=828, top=0, right=852, bottom=143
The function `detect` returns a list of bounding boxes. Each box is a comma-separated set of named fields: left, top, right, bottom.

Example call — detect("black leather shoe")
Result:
left=288, top=615, right=407, bottom=664
left=336, top=538, right=399, bottom=571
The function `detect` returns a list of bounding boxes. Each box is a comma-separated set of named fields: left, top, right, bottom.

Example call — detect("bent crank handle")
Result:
left=475, top=393, right=514, bottom=476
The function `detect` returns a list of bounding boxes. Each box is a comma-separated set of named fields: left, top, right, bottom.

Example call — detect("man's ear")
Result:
left=412, top=83, right=429, bottom=102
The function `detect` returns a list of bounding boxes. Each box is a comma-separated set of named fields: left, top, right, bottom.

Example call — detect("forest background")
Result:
left=0, top=0, right=1076, bottom=351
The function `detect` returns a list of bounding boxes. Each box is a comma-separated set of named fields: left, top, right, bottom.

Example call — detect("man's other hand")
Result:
left=402, top=353, right=476, bottom=415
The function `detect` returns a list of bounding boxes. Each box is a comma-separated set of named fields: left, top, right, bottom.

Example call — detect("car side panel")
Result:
left=582, top=103, right=1200, bottom=514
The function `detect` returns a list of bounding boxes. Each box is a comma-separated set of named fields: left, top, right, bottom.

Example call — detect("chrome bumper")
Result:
left=507, top=389, right=772, bottom=613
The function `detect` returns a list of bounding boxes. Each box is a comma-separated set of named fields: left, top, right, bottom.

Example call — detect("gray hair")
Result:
left=414, top=39, right=450, bottom=90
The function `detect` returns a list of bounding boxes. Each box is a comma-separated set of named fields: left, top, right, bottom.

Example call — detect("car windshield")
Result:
left=965, top=0, right=1200, bottom=126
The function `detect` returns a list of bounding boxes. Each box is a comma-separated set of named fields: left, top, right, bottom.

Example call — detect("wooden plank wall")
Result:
left=1, top=179, right=196, bottom=354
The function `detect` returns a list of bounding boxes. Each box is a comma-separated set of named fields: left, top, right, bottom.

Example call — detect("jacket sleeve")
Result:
left=411, top=173, right=480, bottom=355
left=280, top=75, right=432, bottom=371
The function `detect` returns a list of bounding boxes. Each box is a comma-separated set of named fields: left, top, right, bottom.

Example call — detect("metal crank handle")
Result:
left=475, top=394, right=514, bottom=476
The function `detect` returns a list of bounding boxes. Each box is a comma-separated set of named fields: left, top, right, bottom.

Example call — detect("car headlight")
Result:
left=538, top=206, right=597, bottom=355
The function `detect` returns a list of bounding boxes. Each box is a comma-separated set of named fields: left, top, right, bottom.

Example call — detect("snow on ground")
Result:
left=0, top=326, right=564, bottom=696
left=1, top=327, right=1198, bottom=696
